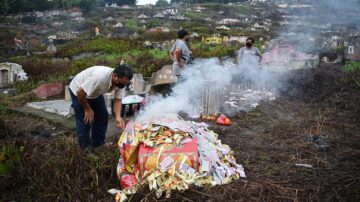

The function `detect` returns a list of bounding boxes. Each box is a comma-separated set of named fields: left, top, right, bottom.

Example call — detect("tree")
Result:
left=155, top=0, right=169, bottom=6
left=0, top=0, right=10, bottom=14
left=30, top=0, right=53, bottom=11
left=8, top=0, right=29, bottom=13
left=107, top=0, right=136, bottom=5
left=79, top=0, right=98, bottom=12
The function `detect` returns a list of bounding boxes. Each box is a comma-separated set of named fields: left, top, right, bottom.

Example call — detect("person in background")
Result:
left=237, top=37, right=262, bottom=66
left=69, top=64, right=133, bottom=150
left=169, top=29, right=192, bottom=78
left=95, top=26, right=100, bottom=37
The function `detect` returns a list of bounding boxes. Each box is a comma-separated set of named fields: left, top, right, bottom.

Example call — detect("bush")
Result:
left=12, top=57, right=71, bottom=81
left=141, top=31, right=177, bottom=42
left=57, top=37, right=132, bottom=57
left=124, top=19, right=139, bottom=31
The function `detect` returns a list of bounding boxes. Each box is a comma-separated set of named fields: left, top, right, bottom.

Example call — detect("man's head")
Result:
left=112, top=64, right=133, bottom=89
left=246, top=37, right=255, bottom=48
left=178, top=29, right=189, bottom=42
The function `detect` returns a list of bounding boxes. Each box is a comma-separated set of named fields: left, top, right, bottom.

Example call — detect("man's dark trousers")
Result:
left=70, top=90, right=108, bottom=149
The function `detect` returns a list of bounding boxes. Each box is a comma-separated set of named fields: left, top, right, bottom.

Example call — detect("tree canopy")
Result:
left=0, top=0, right=137, bottom=14
left=155, top=0, right=169, bottom=6
left=170, top=0, right=246, bottom=3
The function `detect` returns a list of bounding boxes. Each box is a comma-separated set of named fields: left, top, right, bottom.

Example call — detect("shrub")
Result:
left=12, top=57, right=70, bottom=81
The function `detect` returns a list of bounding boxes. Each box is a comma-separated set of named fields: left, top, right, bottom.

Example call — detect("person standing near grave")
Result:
left=169, top=29, right=192, bottom=78
left=69, top=64, right=133, bottom=150
left=237, top=37, right=262, bottom=67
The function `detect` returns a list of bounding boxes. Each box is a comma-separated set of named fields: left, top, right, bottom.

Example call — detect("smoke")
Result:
left=316, top=0, right=360, bottom=25
left=137, top=58, right=284, bottom=121
left=278, top=0, right=360, bottom=51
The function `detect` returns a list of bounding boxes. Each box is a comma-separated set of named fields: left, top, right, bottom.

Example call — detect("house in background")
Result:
left=217, top=18, right=241, bottom=25
left=223, top=35, right=249, bottom=45
left=345, top=37, right=360, bottom=61
left=322, top=35, right=344, bottom=50
left=216, top=25, right=230, bottom=31
left=137, top=14, right=150, bottom=19
left=169, top=15, right=189, bottom=21
left=153, top=13, right=165, bottom=19
left=147, top=27, right=170, bottom=33
left=163, top=7, right=178, bottom=16
left=194, top=6, right=206, bottom=13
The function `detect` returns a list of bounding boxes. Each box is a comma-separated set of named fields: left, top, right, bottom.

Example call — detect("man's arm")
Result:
left=169, top=50, right=174, bottom=60
left=256, top=49, right=262, bottom=63
left=113, top=98, right=125, bottom=129
left=76, top=88, right=94, bottom=124
left=174, top=48, right=183, bottom=67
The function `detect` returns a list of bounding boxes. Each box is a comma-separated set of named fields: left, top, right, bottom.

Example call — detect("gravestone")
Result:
left=150, top=65, right=176, bottom=86
left=0, top=62, right=28, bottom=88
left=131, top=73, right=150, bottom=94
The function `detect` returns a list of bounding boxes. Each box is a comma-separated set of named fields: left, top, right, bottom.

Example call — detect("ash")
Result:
left=223, top=83, right=277, bottom=113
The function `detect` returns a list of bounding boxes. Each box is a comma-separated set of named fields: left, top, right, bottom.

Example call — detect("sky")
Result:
left=137, top=0, right=170, bottom=5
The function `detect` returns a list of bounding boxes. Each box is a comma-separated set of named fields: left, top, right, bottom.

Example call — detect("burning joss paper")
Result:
left=112, top=117, right=246, bottom=201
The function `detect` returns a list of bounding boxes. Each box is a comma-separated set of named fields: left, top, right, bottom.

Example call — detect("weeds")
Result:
left=0, top=104, right=7, bottom=112
left=0, top=143, right=21, bottom=176
left=343, top=61, right=360, bottom=87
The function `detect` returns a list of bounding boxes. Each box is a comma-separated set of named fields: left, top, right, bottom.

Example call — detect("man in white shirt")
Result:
left=69, top=64, right=133, bottom=149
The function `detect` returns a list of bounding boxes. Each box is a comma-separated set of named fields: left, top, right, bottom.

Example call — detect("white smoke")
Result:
left=277, top=0, right=360, bottom=52
left=137, top=58, right=284, bottom=121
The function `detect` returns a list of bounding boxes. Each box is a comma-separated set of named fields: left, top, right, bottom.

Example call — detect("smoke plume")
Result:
left=137, top=58, right=283, bottom=121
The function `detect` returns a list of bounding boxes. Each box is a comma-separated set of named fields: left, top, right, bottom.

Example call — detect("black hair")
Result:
left=114, top=64, right=133, bottom=80
left=177, top=29, right=189, bottom=39
left=246, top=37, right=255, bottom=44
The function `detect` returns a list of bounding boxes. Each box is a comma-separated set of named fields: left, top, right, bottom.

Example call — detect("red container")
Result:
left=138, top=138, right=199, bottom=174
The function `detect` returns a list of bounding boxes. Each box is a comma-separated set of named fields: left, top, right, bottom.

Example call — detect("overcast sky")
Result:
left=137, top=0, right=170, bottom=5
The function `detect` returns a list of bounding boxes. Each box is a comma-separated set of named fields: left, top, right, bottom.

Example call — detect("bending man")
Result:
left=69, top=64, right=133, bottom=149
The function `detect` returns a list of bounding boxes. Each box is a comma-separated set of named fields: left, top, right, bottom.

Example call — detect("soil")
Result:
left=1, top=64, right=360, bottom=201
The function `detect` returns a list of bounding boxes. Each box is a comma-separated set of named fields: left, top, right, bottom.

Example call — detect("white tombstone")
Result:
left=64, top=85, right=71, bottom=101
left=0, top=62, right=28, bottom=87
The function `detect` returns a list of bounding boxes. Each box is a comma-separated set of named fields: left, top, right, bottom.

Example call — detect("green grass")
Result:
left=149, top=49, right=168, bottom=59
left=343, top=61, right=360, bottom=73
left=57, top=37, right=132, bottom=57
left=183, top=11, right=202, bottom=19
left=0, top=104, right=7, bottom=112
left=193, top=43, right=240, bottom=58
